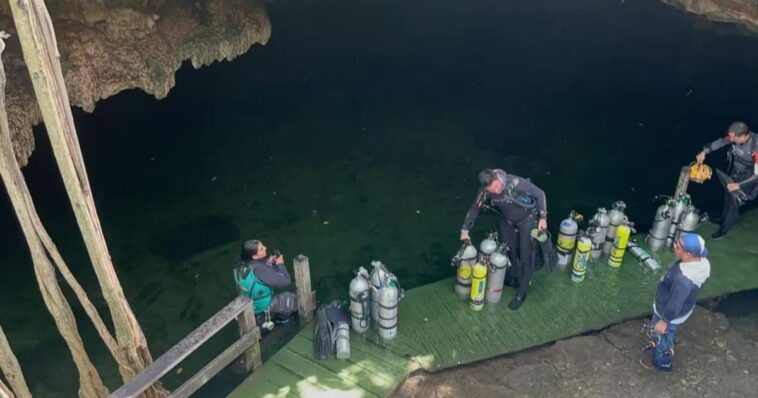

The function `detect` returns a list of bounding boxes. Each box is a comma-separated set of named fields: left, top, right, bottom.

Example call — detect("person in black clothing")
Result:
left=695, top=121, right=758, bottom=239
left=460, top=168, right=548, bottom=310
left=234, top=239, right=298, bottom=327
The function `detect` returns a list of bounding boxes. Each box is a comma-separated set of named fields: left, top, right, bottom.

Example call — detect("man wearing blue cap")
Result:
left=641, top=233, right=711, bottom=371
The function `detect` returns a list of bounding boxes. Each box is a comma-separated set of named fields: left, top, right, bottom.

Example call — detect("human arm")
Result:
left=461, top=189, right=486, bottom=240
left=697, top=137, right=731, bottom=163
left=253, top=260, right=292, bottom=288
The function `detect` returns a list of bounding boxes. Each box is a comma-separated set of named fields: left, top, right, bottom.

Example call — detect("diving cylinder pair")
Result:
left=571, top=233, right=592, bottom=282
left=471, top=233, right=498, bottom=311
left=627, top=239, right=660, bottom=272
left=485, top=244, right=510, bottom=305
left=454, top=242, right=478, bottom=300
left=608, top=220, right=632, bottom=269
left=369, top=261, right=401, bottom=340
left=557, top=211, right=581, bottom=268
left=349, top=267, right=371, bottom=333
left=647, top=197, right=674, bottom=252
left=666, top=195, right=690, bottom=248
left=603, top=201, right=627, bottom=256
left=589, top=208, right=610, bottom=261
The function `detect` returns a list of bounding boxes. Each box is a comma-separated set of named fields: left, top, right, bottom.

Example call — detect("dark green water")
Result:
left=2, top=0, right=758, bottom=396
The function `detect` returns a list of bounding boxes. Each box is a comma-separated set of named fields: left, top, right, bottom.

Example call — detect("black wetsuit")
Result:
left=461, top=169, right=547, bottom=296
left=703, top=133, right=758, bottom=234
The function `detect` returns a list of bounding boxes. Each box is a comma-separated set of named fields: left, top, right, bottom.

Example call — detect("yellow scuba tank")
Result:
left=571, top=235, right=592, bottom=282
left=470, top=262, right=487, bottom=311
left=608, top=223, right=631, bottom=268
left=455, top=262, right=473, bottom=301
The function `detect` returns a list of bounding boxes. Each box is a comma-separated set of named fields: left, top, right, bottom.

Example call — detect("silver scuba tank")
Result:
left=479, top=232, right=499, bottom=256
left=589, top=208, right=609, bottom=261
left=349, top=267, right=371, bottom=333
left=676, top=205, right=704, bottom=240
left=556, top=211, right=581, bottom=268
left=453, top=242, right=478, bottom=300
left=666, top=195, right=690, bottom=248
left=376, top=284, right=399, bottom=340
left=369, top=260, right=392, bottom=323
left=627, top=239, right=660, bottom=272
left=335, top=321, right=351, bottom=359
left=485, top=244, right=510, bottom=305
left=603, top=201, right=627, bottom=255
left=369, top=260, right=402, bottom=340
left=646, top=197, right=673, bottom=252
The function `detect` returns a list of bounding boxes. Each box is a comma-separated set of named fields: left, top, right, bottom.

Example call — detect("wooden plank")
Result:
left=294, top=255, right=315, bottom=323
left=111, top=296, right=251, bottom=398
left=236, top=302, right=261, bottom=371
left=169, top=328, right=260, bottom=398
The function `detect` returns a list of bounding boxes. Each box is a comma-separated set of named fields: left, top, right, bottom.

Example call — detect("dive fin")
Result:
left=314, top=305, right=334, bottom=360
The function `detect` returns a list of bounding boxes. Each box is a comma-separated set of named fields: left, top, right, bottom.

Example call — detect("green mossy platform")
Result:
left=229, top=213, right=758, bottom=398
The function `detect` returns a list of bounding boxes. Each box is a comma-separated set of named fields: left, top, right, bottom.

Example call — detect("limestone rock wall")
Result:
left=0, top=0, right=270, bottom=165
left=662, top=0, right=758, bottom=33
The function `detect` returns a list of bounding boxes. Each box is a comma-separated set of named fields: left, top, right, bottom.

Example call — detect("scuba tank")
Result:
left=647, top=197, right=674, bottom=253
left=603, top=201, right=627, bottom=255
left=369, top=261, right=402, bottom=336
left=608, top=219, right=633, bottom=269
left=479, top=232, right=499, bottom=257
left=453, top=241, right=478, bottom=300
left=485, top=244, right=510, bottom=305
left=588, top=208, right=609, bottom=262
left=556, top=211, right=582, bottom=268
left=349, top=267, right=371, bottom=334
left=666, top=194, right=690, bottom=248
left=676, top=205, right=706, bottom=241
left=627, top=239, right=660, bottom=272
left=335, top=321, right=351, bottom=359
left=571, top=233, right=592, bottom=282
left=377, top=285, right=399, bottom=340
left=470, top=260, right=487, bottom=311
left=471, top=232, right=496, bottom=310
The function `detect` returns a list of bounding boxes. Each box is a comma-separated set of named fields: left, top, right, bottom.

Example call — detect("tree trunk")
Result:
left=0, top=325, right=31, bottom=398
left=0, top=31, right=108, bottom=398
left=7, top=1, right=165, bottom=396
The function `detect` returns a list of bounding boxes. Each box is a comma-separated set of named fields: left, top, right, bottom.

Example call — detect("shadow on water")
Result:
left=149, top=215, right=240, bottom=261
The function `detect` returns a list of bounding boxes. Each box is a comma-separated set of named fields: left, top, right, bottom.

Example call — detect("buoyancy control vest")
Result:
left=234, top=261, right=273, bottom=315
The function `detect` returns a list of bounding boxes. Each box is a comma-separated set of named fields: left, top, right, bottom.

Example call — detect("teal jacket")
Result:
left=234, top=259, right=291, bottom=314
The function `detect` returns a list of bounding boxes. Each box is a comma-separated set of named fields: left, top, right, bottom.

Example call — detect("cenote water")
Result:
left=2, top=0, right=758, bottom=396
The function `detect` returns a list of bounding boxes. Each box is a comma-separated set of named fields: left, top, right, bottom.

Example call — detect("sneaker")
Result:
left=639, top=356, right=656, bottom=370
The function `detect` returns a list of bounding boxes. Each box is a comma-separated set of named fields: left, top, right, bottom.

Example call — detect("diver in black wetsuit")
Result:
left=460, top=168, right=548, bottom=310
left=695, top=121, right=758, bottom=239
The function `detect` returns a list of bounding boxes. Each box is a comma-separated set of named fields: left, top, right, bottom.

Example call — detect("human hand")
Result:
left=274, top=255, right=284, bottom=265
left=654, top=320, right=667, bottom=335
left=538, top=218, right=548, bottom=231
left=727, top=182, right=741, bottom=192
left=460, top=230, right=470, bottom=241
left=696, top=151, right=706, bottom=164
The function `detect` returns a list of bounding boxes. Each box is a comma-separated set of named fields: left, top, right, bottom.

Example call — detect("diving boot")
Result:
left=508, top=292, right=527, bottom=310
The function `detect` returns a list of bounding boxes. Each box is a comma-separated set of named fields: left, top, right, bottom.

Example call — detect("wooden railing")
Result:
left=109, top=255, right=316, bottom=398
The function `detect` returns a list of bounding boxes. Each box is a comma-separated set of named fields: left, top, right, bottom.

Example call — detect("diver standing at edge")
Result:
left=460, top=168, right=548, bottom=310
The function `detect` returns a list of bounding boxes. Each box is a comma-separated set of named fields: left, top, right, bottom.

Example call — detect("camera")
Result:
left=272, top=249, right=282, bottom=258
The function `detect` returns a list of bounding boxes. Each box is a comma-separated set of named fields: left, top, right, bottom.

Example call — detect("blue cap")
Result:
left=678, top=233, right=708, bottom=257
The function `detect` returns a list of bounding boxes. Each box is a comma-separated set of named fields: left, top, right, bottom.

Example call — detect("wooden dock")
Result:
left=229, top=212, right=758, bottom=398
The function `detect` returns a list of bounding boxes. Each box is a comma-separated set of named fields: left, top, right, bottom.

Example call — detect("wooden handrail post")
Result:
left=294, top=255, right=316, bottom=323
left=236, top=303, right=261, bottom=372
